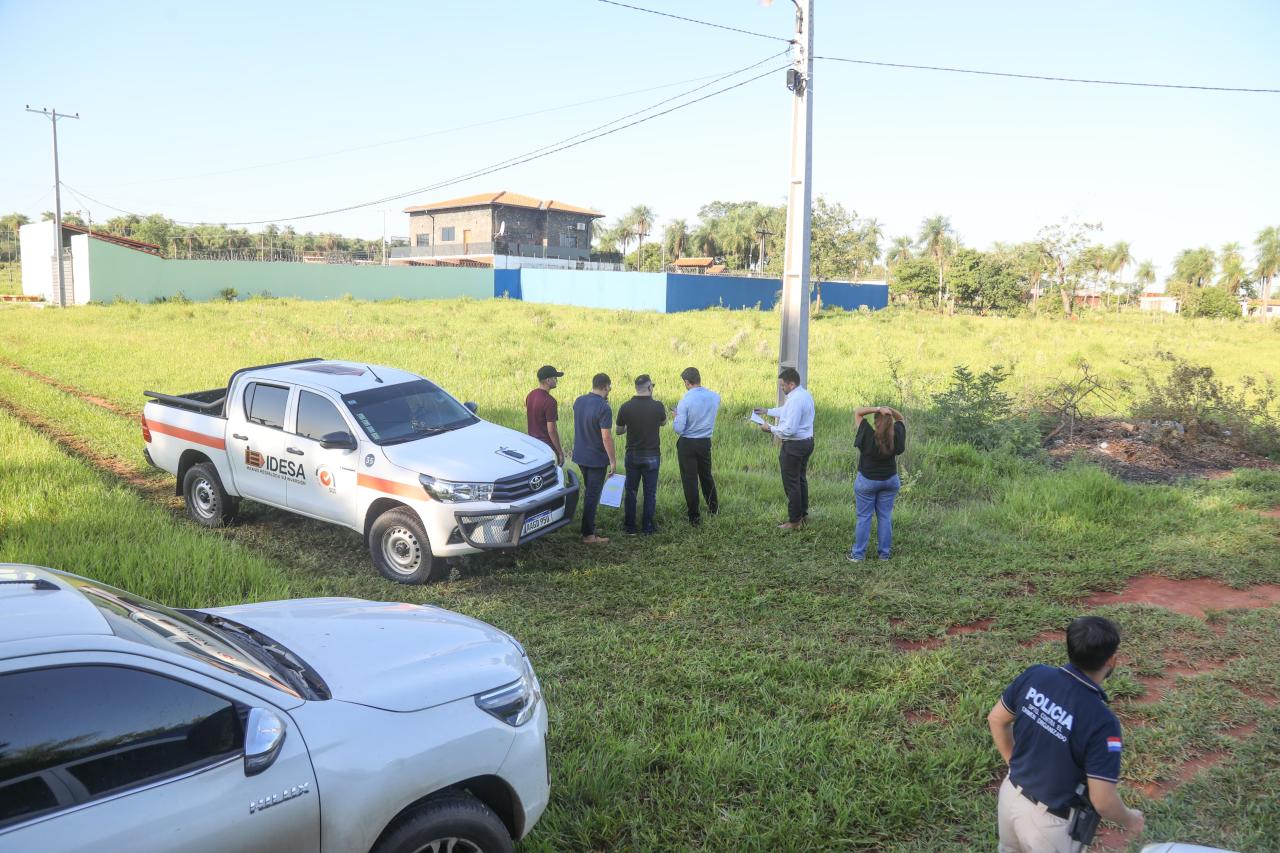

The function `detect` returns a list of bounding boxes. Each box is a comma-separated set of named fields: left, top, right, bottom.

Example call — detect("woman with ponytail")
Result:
left=849, top=405, right=906, bottom=562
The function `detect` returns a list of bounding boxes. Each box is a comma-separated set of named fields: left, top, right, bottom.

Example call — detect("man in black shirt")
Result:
left=616, top=374, right=667, bottom=535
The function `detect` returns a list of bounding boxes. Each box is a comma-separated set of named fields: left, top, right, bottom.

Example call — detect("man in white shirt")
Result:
left=754, top=367, right=816, bottom=529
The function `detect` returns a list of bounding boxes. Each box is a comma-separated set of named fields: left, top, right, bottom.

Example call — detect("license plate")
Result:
left=521, top=510, right=555, bottom=536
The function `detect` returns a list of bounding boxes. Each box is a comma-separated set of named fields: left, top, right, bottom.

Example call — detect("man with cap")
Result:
left=526, top=365, right=565, bottom=465
left=988, top=615, right=1144, bottom=852
left=615, top=374, right=666, bottom=535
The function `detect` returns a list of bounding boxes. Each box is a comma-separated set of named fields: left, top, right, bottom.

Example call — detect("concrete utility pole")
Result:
left=25, top=106, right=79, bottom=307
left=777, top=1, right=813, bottom=400
left=756, top=225, right=774, bottom=274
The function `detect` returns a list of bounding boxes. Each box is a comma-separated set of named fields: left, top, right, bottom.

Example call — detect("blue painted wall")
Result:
left=494, top=269, right=521, bottom=300
left=813, top=282, right=889, bottom=311
left=665, top=273, right=781, bottom=312
left=518, top=269, right=667, bottom=312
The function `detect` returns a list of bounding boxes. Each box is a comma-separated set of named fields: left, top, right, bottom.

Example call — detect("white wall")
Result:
left=70, top=234, right=91, bottom=305
left=19, top=221, right=55, bottom=299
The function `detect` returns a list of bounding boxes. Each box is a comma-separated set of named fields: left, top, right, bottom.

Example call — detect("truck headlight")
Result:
left=475, top=656, right=540, bottom=727
left=419, top=474, right=493, bottom=503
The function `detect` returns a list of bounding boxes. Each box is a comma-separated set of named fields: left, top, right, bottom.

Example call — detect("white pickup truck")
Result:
left=142, top=358, right=578, bottom=583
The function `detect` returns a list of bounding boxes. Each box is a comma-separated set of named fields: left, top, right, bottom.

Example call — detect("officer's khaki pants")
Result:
left=997, top=776, right=1084, bottom=853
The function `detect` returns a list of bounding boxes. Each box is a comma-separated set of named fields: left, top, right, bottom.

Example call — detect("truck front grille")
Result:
left=491, top=462, right=558, bottom=503
left=456, top=513, right=518, bottom=546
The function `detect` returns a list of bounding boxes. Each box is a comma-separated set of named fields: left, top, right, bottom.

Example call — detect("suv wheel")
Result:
left=369, top=507, right=440, bottom=584
left=374, top=794, right=513, bottom=853
left=183, top=462, right=238, bottom=528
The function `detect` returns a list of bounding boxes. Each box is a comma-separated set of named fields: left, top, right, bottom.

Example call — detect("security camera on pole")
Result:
left=776, top=0, right=813, bottom=403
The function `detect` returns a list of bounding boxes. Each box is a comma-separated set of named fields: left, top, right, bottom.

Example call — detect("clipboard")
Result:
left=598, top=473, right=626, bottom=508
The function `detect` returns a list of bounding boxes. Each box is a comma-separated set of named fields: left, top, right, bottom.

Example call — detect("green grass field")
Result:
left=0, top=300, right=1277, bottom=851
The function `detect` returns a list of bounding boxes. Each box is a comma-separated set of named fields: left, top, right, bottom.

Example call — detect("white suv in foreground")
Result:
left=0, top=565, right=550, bottom=853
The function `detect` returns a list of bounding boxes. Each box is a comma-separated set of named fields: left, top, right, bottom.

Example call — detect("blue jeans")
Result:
left=578, top=465, right=607, bottom=536
left=852, top=473, right=900, bottom=559
left=624, top=454, right=660, bottom=533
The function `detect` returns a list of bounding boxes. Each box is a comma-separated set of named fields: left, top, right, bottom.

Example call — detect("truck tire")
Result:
left=369, top=507, right=440, bottom=584
left=374, top=794, right=513, bottom=853
left=183, top=463, right=238, bottom=528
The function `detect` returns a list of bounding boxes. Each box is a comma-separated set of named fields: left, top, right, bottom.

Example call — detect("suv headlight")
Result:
left=420, top=474, right=493, bottom=503
left=475, top=655, right=540, bottom=727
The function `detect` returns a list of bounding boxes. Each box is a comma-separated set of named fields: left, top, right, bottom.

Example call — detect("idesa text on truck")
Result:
left=142, top=358, right=579, bottom=583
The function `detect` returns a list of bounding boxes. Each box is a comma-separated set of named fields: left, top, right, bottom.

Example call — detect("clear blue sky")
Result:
left=3, top=0, right=1278, bottom=282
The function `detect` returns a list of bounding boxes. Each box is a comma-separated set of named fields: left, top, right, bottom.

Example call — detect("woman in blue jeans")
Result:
left=849, top=405, right=906, bottom=561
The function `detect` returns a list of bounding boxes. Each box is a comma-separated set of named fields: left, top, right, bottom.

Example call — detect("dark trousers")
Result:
left=578, top=465, right=607, bottom=536
left=623, top=454, right=660, bottom=533
left=779, top=438, right=814, bottom=523
left=676, top=436, right=718, bottom=522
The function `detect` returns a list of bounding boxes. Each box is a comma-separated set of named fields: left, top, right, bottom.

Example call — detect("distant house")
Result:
left=670, top=257, right=727, bottom=275
left=396, top=191, right=605, bottom=267
left=1139, top=291, right=1180, bottom=314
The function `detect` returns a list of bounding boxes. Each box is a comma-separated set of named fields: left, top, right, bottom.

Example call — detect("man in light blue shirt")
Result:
left=755, top=367, right=815, bottom=528
left=671, top=366, right=720, bottom=525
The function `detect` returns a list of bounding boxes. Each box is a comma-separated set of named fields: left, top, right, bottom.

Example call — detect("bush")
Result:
left=932, top=364, right=1040, bottom=455
left=217, top=287, right=239, bottom=302
left=1131, top=351, right=1279, bottom=457
left=1182, top=286, right=1239, bottom=319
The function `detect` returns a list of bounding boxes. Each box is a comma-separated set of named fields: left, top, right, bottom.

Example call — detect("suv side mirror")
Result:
left=319, top=431, right=357, bottom=451
left=244, top=707, right=287, bottom=776
left=464, top=401, right=478, bottom=414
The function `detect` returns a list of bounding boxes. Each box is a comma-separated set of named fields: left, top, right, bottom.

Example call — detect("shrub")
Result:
left=217, top=287, right=239, bottom=302
left=1130, top=351, right=1279, bottom=457
left=932, top=364, right=1040, bottom=454
left=1182, top=287, right=1240, bottom=319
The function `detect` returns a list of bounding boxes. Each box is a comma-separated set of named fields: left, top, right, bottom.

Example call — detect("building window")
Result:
left=415, top=234, right=430, bottom=247
left=559, top=231, right=578, bottom=249
left=441, top=226, right=456, bottom=242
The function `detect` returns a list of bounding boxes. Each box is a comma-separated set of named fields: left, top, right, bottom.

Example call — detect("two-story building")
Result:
left=396, top=191, right=605, bottom=267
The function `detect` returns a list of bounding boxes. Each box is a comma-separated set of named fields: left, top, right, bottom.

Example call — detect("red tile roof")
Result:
left=404, top=191, right=603, bottom=217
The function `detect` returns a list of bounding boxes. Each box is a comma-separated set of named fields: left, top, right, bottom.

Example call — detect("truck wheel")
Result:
left=374, top=794, right=513, bottom=853
left=369, top=507, right=440, bottom=584
left=183, top=463, right=237, bottom=528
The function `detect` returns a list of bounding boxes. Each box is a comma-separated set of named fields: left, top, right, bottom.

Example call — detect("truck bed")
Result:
left=143, top=388, right=228, bottom=417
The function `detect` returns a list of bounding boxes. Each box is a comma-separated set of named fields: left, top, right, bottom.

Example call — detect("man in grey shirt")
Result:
left=671, top=366, right=720, bottom=526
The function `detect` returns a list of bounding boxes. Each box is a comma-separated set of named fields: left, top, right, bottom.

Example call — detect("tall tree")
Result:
left=1037, top=219, right=1100, bottom=317
left=1107, top=241, right=1133, bottom=306
left=1256, top=225, right=1280, bottom=321
left=625, top=204, right=657, bottom=268
left=1171, top=247, right=1216, bottom=289
left=1217, top=241, right=1247, bottom=295
left=916, top=215, right=954, bottom=309
left=887, top=235, right=913, bottom=268
left=1134, top=260, right=1156, bottom=297
left=663, top=219, right=688, bottom=263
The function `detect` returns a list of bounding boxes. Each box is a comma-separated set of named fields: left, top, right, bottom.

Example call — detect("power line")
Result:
left=64, top=58, right=788, bottom=228
left=816, top=55, right=1280, bottom=94
left=593, top=0, right=791, bottom=43
left=101, top=66, right=778, bottom=188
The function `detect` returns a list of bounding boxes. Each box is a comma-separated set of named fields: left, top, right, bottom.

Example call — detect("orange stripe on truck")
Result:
left=357, top=473, right=423, bottom=500
left=146, top=419, right=227, bottom=450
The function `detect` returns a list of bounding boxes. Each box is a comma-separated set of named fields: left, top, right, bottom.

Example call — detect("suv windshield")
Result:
left=66, top=576, right=303, bottom=699
left=342, top=379, right=478, bottom=445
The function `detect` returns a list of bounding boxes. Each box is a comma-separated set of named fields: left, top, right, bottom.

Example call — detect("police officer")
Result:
left=987, top=616, right=1144, bottom=852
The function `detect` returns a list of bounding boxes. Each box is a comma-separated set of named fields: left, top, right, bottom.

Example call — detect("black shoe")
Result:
left=689, top=516, right=702, bottom=526
left=624, top=529, right=639, bottom=536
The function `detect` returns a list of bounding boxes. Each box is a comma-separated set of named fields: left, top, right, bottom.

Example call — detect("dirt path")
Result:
left=0, top=357, right=135, bottom=417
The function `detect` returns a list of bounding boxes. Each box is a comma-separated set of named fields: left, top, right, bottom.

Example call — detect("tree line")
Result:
left=594, top=202, right=1278, bottom=319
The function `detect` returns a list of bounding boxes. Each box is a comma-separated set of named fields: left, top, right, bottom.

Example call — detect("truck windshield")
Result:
left=342, top=379, right=478, bottom=445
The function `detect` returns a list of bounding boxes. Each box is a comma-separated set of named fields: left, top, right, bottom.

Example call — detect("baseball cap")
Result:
left=537, top=365, right=565, bottom=381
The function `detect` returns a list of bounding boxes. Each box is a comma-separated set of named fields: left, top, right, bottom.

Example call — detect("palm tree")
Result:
left=1217, top=241, right=1246, bottom=295
left=663, top=219, right=688, bottom=264
left=916, top=215, right=954, bottom=309
left=1256, top=225, right=1280, bottom=321
left=690, top=222, right=719, bottom=259
left=887, top=235, right=913, bottom=267
left=1107, top=241, right=1132, bottom=306
left=1134, top=260, right=1156, bottom=298
left=625, top=205, right=657, bottom=270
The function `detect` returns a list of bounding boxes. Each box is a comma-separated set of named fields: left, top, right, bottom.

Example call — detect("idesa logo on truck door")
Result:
left=244, top=446, right=307, bottom=482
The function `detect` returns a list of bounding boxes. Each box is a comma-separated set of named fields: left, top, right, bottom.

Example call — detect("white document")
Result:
left=749, top=412, right=768, bottom=427
left=598, top=473, right=626, bottom=508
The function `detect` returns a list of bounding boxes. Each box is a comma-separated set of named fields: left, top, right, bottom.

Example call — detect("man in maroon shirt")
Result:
left=526, top=365, right=565, bottom=465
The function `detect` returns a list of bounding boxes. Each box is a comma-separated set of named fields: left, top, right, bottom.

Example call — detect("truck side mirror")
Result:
left=319, top=431, right=357, bottom=451
left=464, top=401, right=478, bottom=414
left=244, top=707, right=286, bottom=776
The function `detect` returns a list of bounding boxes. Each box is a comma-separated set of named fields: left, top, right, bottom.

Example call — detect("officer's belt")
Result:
left=1011, top=780, right=1072, bottom=820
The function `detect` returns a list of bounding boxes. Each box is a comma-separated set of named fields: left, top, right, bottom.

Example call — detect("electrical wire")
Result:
left=101, top=65, right=784, bottom=188
left=593, top=0, right=792, bottom=43
left=815, top=55, right=1280, bottom=94
left=68, top=53, right=789, bottom=227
